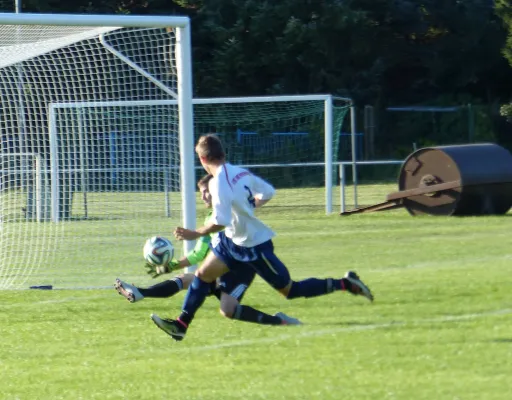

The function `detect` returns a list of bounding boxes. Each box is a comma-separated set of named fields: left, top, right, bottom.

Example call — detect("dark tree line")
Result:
left=1, top=0, right=512, bottom=152
left=496, top=0, right=512, bottom=121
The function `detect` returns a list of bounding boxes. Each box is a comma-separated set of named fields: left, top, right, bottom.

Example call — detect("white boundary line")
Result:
left=4, top=295, right=511, bottom=352
left=2, top=294, right=110, bottom=307
left=162, top=308, right=512, bottom=353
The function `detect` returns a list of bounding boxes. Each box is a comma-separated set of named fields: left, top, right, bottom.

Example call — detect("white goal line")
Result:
left=164, top=307, right=512, bottom=353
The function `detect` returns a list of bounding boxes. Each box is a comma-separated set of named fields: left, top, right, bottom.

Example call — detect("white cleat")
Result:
left=344, top=271, right=374, bottom=302
left=114, top=278, right=144, bottom=303
left=275, top=312, right=302, bottom=325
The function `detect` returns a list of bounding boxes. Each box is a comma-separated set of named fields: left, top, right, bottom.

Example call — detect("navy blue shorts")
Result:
left=213, top=268, right=255, bottom=301
left=210, top=231, right=291, bottom=290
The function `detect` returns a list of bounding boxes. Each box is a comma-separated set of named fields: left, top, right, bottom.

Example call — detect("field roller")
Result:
left=341, top=143, right=512, bottom=216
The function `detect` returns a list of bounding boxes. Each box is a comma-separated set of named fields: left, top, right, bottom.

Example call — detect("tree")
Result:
left=190, top=0, right=387, bottom=102
left=496, top=0, right=512, bottom=121
left=496, top=0, right=512, bottom=65
left=190, top=0, right=508, bottom=107
left=14, top=0, right=187, bottom=15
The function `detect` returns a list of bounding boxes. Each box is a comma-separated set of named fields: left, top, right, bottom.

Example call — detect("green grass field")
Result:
left=2, top=184, right=512, bottom=400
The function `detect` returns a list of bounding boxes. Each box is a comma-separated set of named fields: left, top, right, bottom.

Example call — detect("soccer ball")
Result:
left=143, top=236, right=174, bottom=266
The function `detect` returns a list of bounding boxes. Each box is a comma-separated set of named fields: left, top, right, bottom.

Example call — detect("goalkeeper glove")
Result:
left=144, top=258, right=180, bottom=279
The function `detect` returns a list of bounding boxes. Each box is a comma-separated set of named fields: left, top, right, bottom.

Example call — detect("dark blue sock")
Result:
left=179, top=276, right=211, bottom=325
left=287, top=278, right=337, bottom=299
left=232, top=305, right=283, bottom=325
left=138, top=277, right=183, bottom=298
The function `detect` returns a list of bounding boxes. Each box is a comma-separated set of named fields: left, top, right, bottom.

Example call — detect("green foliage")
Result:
left=19, top=0, right=187, bottom=14
left=496, top=1, right=512, bottom=123
left=496, top=0, right=512, bottom=66
left=190, top=0, right=508, bottom=105
left=190, top=0, right=389, bottom=99
left=501, top=103, right=512, bottom=121
left=9, top=0, right=509, bottom=106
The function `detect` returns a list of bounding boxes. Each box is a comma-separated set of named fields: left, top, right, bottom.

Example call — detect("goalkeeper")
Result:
left=115, top=174, right=300, bottom=326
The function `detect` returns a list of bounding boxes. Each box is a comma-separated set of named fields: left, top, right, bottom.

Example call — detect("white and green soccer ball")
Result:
left=143, top=236, right=174, bottom=266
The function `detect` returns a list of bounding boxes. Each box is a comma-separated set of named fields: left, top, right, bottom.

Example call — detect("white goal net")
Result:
left=193, top=96, right=350, bottom=209
left=0, top=14, right=350, bottom=290
left=0, top=14, right=195, bottom=289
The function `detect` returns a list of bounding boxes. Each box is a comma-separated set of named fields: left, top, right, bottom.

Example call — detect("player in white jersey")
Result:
left=116, top=174, right=299, bottom=329
left=153, top=134, right=374, bottom=341
left=208, top=163, right=276, bottom=247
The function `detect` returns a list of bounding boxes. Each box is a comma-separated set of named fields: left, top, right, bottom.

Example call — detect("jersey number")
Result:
left=244, top=186, right=256, bottom=208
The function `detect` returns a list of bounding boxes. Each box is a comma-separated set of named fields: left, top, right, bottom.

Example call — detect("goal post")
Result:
left=0, top=13, right=195, bottom=289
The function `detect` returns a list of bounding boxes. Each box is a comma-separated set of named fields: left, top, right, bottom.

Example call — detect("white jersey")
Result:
left=209, top=163, right=276, bottom=247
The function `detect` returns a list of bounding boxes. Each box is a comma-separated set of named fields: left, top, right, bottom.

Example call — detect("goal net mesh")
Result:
left=0, top=24, right=350, bottom=290
left=193, top=100, right=349, bottom=208
left=0, top=25, right=180, bottom=289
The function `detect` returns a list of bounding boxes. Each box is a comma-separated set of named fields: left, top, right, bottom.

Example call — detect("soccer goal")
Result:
left=0, top=14, right=351, bottom=289
left=0, top=13, right=195, bottom=289
left=35, top=94, right=350, bottom=289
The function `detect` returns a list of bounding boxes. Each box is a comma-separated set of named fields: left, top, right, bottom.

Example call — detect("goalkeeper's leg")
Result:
left=115, top=274, right=217, bottom=303
left=138, top=274, right=192, bottom=298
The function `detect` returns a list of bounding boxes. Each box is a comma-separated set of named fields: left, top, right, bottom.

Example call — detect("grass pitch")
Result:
left=2, top=184, right=512, bottom=399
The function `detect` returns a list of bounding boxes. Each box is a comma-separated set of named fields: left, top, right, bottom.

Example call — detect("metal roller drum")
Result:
left=397, top=143, right=512, bottom=216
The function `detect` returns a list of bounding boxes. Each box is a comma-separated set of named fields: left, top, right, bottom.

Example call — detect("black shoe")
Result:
left=150, top=314, right=187, bottom=341
left=344, top=271, right=374, bottom=302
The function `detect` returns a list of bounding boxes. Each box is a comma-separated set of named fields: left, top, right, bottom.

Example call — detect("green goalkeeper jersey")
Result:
left=185, top=211, right=215, bottom=266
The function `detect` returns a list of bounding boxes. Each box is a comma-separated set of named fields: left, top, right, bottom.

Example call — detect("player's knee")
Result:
left=195, top=263, right=224, bottom=283
left=219, top=305, right=235, bottom=319
left=195, top=268, right=212, bottom=282
left=179, top=274, right=193, bottom=289
left=280, top=281, right=294, bottom=298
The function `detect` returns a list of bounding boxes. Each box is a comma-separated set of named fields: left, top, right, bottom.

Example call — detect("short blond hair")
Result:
left=195, top=134, right=225, bottom=162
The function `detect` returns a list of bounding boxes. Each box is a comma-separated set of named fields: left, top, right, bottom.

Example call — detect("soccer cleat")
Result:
left=344, top=271, right=374, bottom=302
left=275, top=312, right=302, bottom=325
left=150, top=314, right=187, bottom=341
left=114, top=278, right=144, bottom=303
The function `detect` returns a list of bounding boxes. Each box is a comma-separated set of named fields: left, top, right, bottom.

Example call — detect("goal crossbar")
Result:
left=0, top=13, right=189, bottom=28
left=50, top=94, right=346, bottom=108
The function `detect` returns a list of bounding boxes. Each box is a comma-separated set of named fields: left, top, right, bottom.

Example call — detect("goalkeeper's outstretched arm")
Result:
left=184, top=235, right=210, bottom=266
